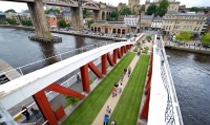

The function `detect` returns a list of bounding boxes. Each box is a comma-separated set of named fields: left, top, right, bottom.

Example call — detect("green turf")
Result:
left=62, top=52, right=136, bottom=125
left=110, top=54, right=150, bottom=125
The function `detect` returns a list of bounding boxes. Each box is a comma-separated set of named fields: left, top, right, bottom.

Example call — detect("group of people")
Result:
left=103, top=106, right=116, bottom=125
left=21, top=105, right=42, bottom=121
left=112, top=83, right=123, bottom=97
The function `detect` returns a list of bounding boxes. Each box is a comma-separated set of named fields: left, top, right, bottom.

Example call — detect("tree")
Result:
left=83, top=9, right=90, bottom=18
left=58, top=19, right=67, bottom=28
left=156, top=0, right=169, bottom=17
left=6, top=18, right=18, bottom=25
left=88, top=20, right=94, bottom=28
left=190, top=7, right=201, bottom=12
left=119, top=6, right=132, bottom=15
left=45, top=9, right=60, bottom=14
left=201, top=33, right=210, bottom=47
left=139, top=5, right=145, bottom=13
left=5, top=9, right=17, bottom=13
left=175, top=31, right=192, bottom=47
left=146, top=4, right=157, bottom=15
left=21, top=19, right=33, bottom=26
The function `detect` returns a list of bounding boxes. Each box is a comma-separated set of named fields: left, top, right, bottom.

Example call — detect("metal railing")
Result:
left=155, top=34, right=183, bottom=125
left=1, top=41, right=114, bottom=77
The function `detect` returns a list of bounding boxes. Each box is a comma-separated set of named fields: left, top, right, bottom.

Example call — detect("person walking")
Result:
left=112, top=87, right=117, bottom=97
left=21, top=105, right=30, bottom=121
left=111, top=120, right=117, bottom=125
left=106, top=106, right=112, bottom=114
left=31, top=108, right=41, bottom=119
left=119, top=83, right=123, bottom=94
left=120, top=74, right=124, bottom=83
left=76, top=74, right=81, bottom=84
left=128, top=67, right=131, bottom=77
left=104, top=114, right=110, bottom=125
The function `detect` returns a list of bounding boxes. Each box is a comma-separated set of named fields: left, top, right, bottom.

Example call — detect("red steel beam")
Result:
left=33, top=91, right=58, bottom=125
left=101, top=54, right=107, bottom=75
left=107, top=53, right=114, bottom=66
left=88, top=61, right=104, bottom=78
left=45, top=83, right=84, bottom=99
left=80, top=64, right=90, bottom=93
left=113, top=49, right=118, bottom=64
left=140, top=88, right=151, bottom=120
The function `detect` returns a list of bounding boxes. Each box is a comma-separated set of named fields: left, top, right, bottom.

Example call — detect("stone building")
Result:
left=90, top=21, right=131, bottom=37
left=151, top=16, right=163, bottom=30
left=124, top=15, right=140, bottom=32
left=128, top=0, right=140, bottom=10
left=145, top=0, right=180, bottom=12
left=117, top=3, right=127, bottom=11
left=46, top=14, right=58, bottom=29
left=0, top=13, right=6, bottom=21
left=136, top=15, right=154, bottom=32
left=162, top=10, right=208, bottom=36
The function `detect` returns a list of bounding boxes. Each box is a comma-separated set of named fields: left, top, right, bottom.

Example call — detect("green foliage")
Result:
left=45, top=9, right=60, bottom=14
left=58, top=19, right=67, bottom=28
left=83, top=9, right=90, bottom=18
left=201, top=33, right=210, bottom=46
left=144, top=46, right=149, bottom=51
left=146, top=4, right=157, bottom=15
left=6, top=18, right=18, bottom=25
left=133, top=46, right=139, bottom=52
left=110, top=10, right=119, bottom=18
left=5, top=9, right=16, bottom=13
left=62, top=52, right=136, bottom=125
left=88, top=20, right=94, bottom=28
left=190, top=7, right=201, bottom=12
left=175, top=31, right=192, bottom=43
left=110, top=55, right=150, bottom=125
left=139, top=5, right=145, bottom=13
left=156, top=0, right=169, bottom=17
left=119, top=6, right=132, bottom=15
left=21, top=19, right=33, bottom=26
left=65, top=96, right=80, bottom=107
left=146, top=35, right=152, bottom=41
left=0, top=20, right=7, bottom=24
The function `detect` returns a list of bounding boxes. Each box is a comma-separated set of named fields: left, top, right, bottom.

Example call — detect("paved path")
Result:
left=92, top=53, right=140, bottom=125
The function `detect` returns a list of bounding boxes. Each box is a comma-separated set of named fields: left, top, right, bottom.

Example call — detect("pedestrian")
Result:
left=124, top=68, right=127, bottom=75
left=104, top=114, right=110, bottom=125
left=111, top=120, right=117, bottom=125
left=31, top=108, right=41, bottom=120
left=106, top=106, right=112, bottom=114
left=76, top=74, right=81, bottom=83
left=21, top=105, right=30, bottom=121
left=128, top=67, right=131, bottom=77
left=119, top=83, right=123, bottom=94
left=120, top=74, right=124, bottom=82
left=112, top=87, right=117, bottom=97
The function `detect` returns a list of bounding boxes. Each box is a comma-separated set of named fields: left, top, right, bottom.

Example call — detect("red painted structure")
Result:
left=140, top=49, right=153, bottom=120
left=32, top=44, right=133, bottom=125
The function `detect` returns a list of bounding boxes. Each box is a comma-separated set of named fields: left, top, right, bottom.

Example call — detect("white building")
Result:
left=151, top=16, right=163, bottom=30
left=124, top=15, right=140, bottom=28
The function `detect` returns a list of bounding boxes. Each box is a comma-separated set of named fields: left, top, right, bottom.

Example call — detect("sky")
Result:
left=0, top=0, right=209, bottom=12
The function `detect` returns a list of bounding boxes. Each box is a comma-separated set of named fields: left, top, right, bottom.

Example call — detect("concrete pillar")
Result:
left=27, top=1, right=51, bottom=39
left=71, top=0, right=83, bottom=31
left=93, top=10, right=101, bottom=21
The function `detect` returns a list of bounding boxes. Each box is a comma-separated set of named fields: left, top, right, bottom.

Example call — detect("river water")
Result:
left=166, top=49, right=210, bottom=125
left=1, top=27, right=210, bottom=125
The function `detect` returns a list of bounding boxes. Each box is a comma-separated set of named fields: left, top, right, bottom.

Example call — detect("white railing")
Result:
left=154, top=34, right=183, bottom=125
left=1, top=41, right=113, bottom=77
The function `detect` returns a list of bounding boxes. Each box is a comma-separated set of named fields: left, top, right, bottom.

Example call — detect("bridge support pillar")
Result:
left=101, top=54, right=107, bottom=75
left=27, top=1, right=61, bottom=42
left=93, top=10, right=101, bottom=21
left=71, top=0, right=83, bottom=31
left=80, top=64, right=90, bottom=93
left=113, top=49, right=118, bottom=64
left=33, top=91, right=58, bottom=125
left=140, top=89, right=150, bottom=120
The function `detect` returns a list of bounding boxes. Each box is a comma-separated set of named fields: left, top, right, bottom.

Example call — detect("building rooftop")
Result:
left=153, top=17, right=163, bottom=22
left=141, top=15, right=153, bottom=19
left=125, top=15, right=139, bottom=18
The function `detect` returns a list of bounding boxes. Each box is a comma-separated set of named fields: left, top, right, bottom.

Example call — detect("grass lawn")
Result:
left=110, top=54, right=150, bottom=125
left=62, top=52, right=136, bottom=125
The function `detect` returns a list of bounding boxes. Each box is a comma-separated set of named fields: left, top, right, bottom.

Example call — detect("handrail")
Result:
left=1, top=41, right=114, bottom=77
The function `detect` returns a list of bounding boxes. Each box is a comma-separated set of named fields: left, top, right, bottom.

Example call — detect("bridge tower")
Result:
left=27, top=0, right=61, bottom=42
left=71, top=0, right=84, bottom=31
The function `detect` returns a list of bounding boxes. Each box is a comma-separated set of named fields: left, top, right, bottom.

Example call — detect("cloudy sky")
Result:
left=0, top=0, right=209, bottom=12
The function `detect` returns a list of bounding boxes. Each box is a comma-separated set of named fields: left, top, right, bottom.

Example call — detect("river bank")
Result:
left=0, top=25, right=126, bottom=41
